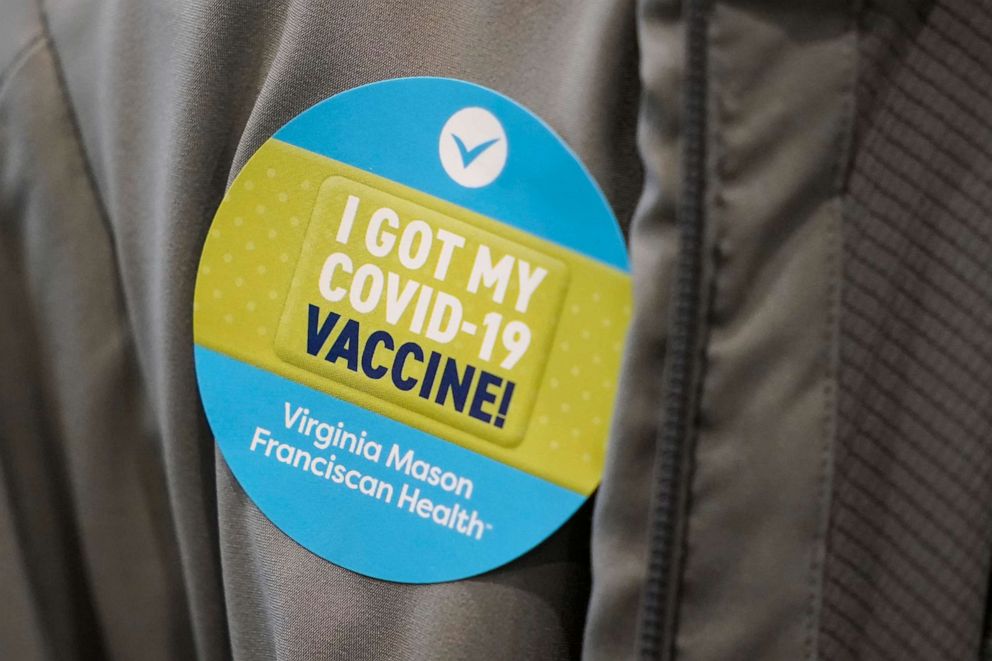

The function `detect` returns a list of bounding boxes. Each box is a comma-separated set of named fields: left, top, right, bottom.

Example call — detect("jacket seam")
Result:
left=33, top=2, right=119, bottom=256
left=27, top=5, right=207, bottom=658
left=802, top=1, right=860, bottom=659
left=0, top=34, right=45, bottom=101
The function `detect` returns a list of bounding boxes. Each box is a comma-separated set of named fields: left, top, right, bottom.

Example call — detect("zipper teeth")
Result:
left=639, top=0, right=709, bottom=659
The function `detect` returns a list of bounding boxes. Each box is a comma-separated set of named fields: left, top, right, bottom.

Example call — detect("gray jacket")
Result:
left=2, top=0, right=989, bottom=659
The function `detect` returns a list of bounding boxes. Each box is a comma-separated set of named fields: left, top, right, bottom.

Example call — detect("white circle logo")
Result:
left=438, top=107, right=508, bottom=188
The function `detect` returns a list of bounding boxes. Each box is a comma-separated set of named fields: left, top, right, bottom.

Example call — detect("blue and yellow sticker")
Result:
left=193, top=77, right=631, bottom=583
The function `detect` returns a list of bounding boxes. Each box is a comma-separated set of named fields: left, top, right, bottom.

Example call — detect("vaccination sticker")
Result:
left=193, top=77, right=631, bottom=583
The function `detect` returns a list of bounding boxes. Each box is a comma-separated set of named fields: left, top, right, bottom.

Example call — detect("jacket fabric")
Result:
left=1, top=0, right=990, bottom=660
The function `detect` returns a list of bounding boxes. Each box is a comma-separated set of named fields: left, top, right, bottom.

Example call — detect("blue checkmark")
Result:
left=450, top=133, right=501, bottom=167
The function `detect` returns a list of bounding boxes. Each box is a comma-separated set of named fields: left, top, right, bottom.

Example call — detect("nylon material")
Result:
left=220, top=473, right=591, bottom=661
left=0, top=0, right=41, bottom=79
left=583, top=1, right=683, bottom=658
left=672, top=3, right=853, bottom=659
left=0, top=463, right=48, bottom=661
left=0, top=40, right=84, bottom=659
left=39, top=1, right=643, bottom=658
left=0, top=40, right=190, bottom=660
left=0, top=274, right=67, bottom=661
left=43, top=3, right=237, bottom=656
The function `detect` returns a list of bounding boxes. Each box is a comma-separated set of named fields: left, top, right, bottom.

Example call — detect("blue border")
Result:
left=274, top=77, right=629, bottom=272
left=197, top=346, right=584, bottom=583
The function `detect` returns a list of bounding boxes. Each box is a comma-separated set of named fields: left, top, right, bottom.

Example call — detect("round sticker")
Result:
left=193, top=77, right=631, bottom=583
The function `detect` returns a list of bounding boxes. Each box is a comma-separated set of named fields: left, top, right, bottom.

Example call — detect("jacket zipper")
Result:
left=638, top=0, right=710, bottom=659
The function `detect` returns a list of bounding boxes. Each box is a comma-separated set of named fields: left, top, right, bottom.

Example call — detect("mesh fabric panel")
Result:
left=820, top=0, right=992, bottom=659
